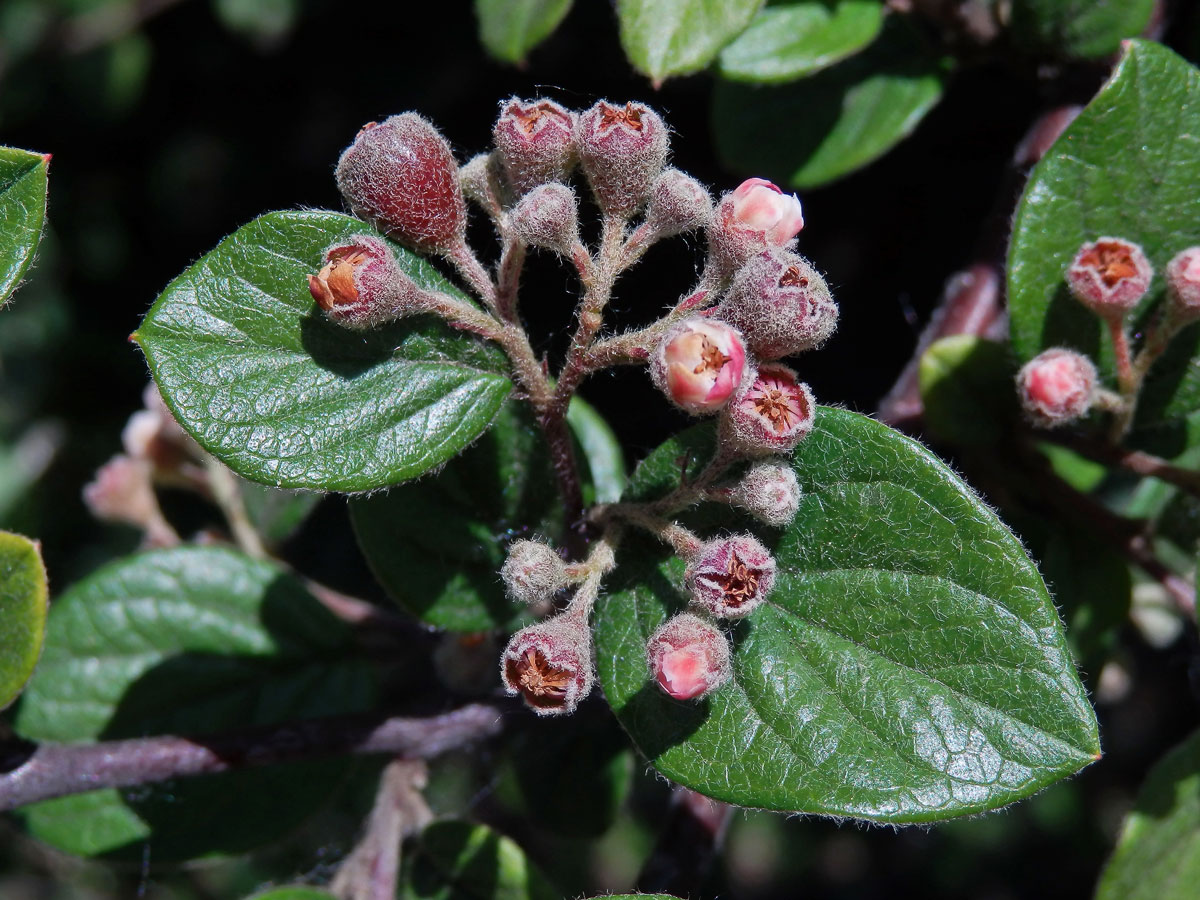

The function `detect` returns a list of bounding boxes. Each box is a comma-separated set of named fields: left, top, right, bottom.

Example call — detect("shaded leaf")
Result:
left=0, top=530, right=47, bottom=709
left=918, top=335, right=1017, bottom=446
left=134, top=211, right=512, bottom=492
left=239, top=479, right=322, bottom=545
left=475, top=0, right=573, bottom=64
left=594, top=408, right=1100, bottom=822
left=568, top=394, right=626, bottom=504
left=618, top=0, right=764, bottom=83
left=1009, top=0, right=1154, bottom=60
left=0, top=146, right=49, bottom=306
left=403, top=821, right=558, bottom=900
left=245, top=890, right=336, bottom=900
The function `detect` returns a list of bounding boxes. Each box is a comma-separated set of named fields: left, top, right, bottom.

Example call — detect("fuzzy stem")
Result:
left=204, top=456, right=267, bottom=559
left=1043, top=433, right=1200, bottom=500
left=445, top=240, right=501, bottom=317
left=495, top=236, right=526, bottom=323
left=1106, top=314, right=1140, bottom=440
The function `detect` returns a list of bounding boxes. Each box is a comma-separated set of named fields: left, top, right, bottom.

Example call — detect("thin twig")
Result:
left=1043, top=433, right=1200, bottom=500
left=204, top=456, right=268, bottom=559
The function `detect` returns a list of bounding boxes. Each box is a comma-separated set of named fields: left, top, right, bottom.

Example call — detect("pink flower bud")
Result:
left=492, top=97, right=578, bottom=196
left=720, top=363, right=816, bottom=456
left=1166, top=246, right=1200, bottom=319
left=709, top=178, right=804, bottom=271
left=1065, top=237, right=1152, bottom=315
left=308, top=234, right=427, bottom=330
left=650, top=318, right=747, bottom=415
left=685, top=534, right=776, bottom=619
left=501, top=615, right=594, bottom=716
left=730, top=462, right=802, bottom=527
left=643, top=168, right=712, bottom=239
left=509, top=183, right=580, bottom=254
left=1017, top=348, right=1097, bottom=427
left=577, top=100, right=669, bottom=217
left=335, top=114, right=466, bottom=254
left=716, top=249, right=838, bottom=359
left=459, top=152, right=503, bottom=210
left=501, top=539, right=568, bottom=604
left=646, top=613, right=732, bottom=701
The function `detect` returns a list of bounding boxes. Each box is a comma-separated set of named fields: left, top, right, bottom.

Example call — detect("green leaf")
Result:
left=403, top=821, right=558, bottom=900
left=713, top=19, right=947, bottom=188
left=0, top=146, right=49, bottom=306
left=14, top=546, right=376, bottom=859
left=239, top=479, right=321, bottom=545
left=245, top=890, right=336, bottom=900
left=568, top=395, right=627, bottom=504
left=133, top=211, right=513, bottom=493
left=475, top=0, right=572, bottom=64
left=0, top=530, right=47, bottom=709
left=1008, top=41, right=1200, bottom=448
left=594, top=408, right=1100, bottom=822
left=1009, top=0, right=1155, bottom=60
left=618, top=0, right=765, bottom=84
left=918, top=335, right=1017, bottom=446
left=1095, top=728, right=1200, bottom=900
left=718, top=1, right=884, bottom=84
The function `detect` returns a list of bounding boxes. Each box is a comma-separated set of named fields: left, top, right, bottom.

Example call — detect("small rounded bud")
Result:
left=509, top=183, right=580, bottom=254
left=716, top=249, right=838, bottom=359
left=577, top=100, right=669, bottom=217
left=308, top=234, right=426, bottom=329
left=720, top=363, right=816, bottom=456
left=1065, top=237, right=1152, bottom=315
left=492, top=97, right=578, bottom=196
left=501, top=539, right=568, bottom=604
left=1017, top=348, right=1097, bottom=427
left=501, top=615, right=594, bottom=716
left=709, top=178, right=804, bottom=271
left=650, top=318, right=747, bottom=415
left=646, top=613, right=732, bottom=701
left=1166, top=246, right=1200, bottom=320
left=459, top=152, right=504, bottom=210
left=643, top=168, right=713, bottom=239
left=83, top=455, right=156, bottom=529
left=685, top=534, right=776, bottom=619
left=335, top=114, right=466, bottom=254
left=729, top=462, right=802, bottom=527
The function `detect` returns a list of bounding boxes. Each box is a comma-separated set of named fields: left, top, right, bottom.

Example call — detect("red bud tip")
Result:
left=500, top=617, right=594, bottom=716
left=646, top=613, right=732, bottom=701
left=1066, top=237, right=1152, bottom=315
left=720, top=362, right=816, bottom=456
left=1017, top=348, right=1097, bottom=427
left=685, top=535, right=776, bottom=620
left=651, top=318, right=747, bottom=415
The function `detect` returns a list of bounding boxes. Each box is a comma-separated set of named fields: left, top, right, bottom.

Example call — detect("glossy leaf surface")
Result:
left=0, top=530, right=47, bottom=709
left=594, top=408, right=1100, bottom=822
left=476, top=0, right=573, bottom=64
left=0, top=147, right=49, bottom=305
left=403, top=821, right=557, bottom=900
left=134, top=211, right=512, bottom=492
left=618, top=0, right=764, bottom=83
left=1009, top=0, right=1154, bottom=59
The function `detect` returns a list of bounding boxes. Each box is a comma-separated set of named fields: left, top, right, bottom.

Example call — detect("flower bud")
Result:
left=308, top=234, right=427, bottom=329
left=1065, top=237, right=1152, bottom=316
left=83, top=455, right=157, bottom=528
left=577, top=100, right=669, bottom=217
left=729, top=462, right=802, bottom=527
left=1166, top=246, right=1200, bottom=320
left=501, top=615, right=594, bottom=715
left=501, top=539, right=568, bottom=604
left=716, top=249, right=838, bottom=359
left=459, top=152, right=505, bottom=211
left=643, top=168, right=712, bottom=239
left=650, top=318, right=747, bottom=415
left=335, top=114, right=466, bottom=254
left=646, top=613, right=732, bottom=701
left=492, top=97, right=578, bottom=197
left=709, top=178, right=804, bottom=271
left=685, top=534, right=776, bottom=619
left=720, top=363, right=815, bottom=457
left=509, top=183, right=580, bottom=255
left=1017, top=348, right=1097, bottom=427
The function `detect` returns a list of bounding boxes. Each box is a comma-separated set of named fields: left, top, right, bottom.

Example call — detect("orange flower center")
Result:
left=715, top=552, right=758, bottom=608
left=507, top=648, right=572, bottom=708
left=1079, top=242, right=1139, bottom=287
left=598, top=101, right=644, bottom=132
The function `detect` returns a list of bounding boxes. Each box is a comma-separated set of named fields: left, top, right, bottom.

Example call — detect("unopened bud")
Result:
left=459, top=152, right=505, bottom=211
left=643, top=168, right=712, bottom=239
left=720, top=363, right=815, bottom=456
left=308, top=234, right=426, bottom=329
left=510, top=183, right=580, bottom=254
left=685, top=534, right=776, bottom=619
left=716, top=249, right=837, bottom=359
left=577, top=100, right=669, bottom=217
left=1065, top=237, right=1152, bottom=316
left=1166, top=247, right=1200, bottom=320
left=493, top=97, right=578, bottom=196
left=501, top=539, right=568, bottom=604
left=650, top=318, right=747, bottom=415
left=729, top=462, right=802, bottom=527
left=646, top=613, right=731, bottom=701
left=501, top=615, right=594, bottom=715
left=1017, top=348, right=1096, bottom=427
left=709, top=178, right=804, bottom=271
left=335, top=114, right=466, bottom=254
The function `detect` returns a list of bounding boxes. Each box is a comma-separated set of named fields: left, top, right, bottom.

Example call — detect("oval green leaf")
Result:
left=14, top=546, right=376, bottom=859
left=1009, top=40, right=1200, bottom=448
left=618, top=0, right=764, bottom=84
left=918, top=335, right=1018, bottom=446
left=246, top=890, right=337, bottom=900
left=1095, top=728, right=1200, bottom=900
left=475, top=0, right=573, bottom=64
left=403, top=821, right=558, bottom=900
left=133, top=210, right=513, bottom=492
left=0, top=147, right=49, bottom=306
left=0, top=530, right=47, bottom=709
left=1009, top=0, right=1154, bottom=60
left=718, top=0, right=884, bottom=84
left=594, top=408, right=1100, bottom=822
left=567, top=394, right=626, bottom=504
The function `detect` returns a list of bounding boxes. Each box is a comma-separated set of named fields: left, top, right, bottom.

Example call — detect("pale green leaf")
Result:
left=618, top=0, right=764, bottom=83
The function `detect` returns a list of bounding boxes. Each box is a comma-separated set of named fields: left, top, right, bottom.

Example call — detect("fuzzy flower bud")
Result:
left=650, top=318, right=747, bottom=415
left=308, top=234, right=426, bottom=329
left=709, top=178, right=804, bottom=271
left=643, top=168, right=712, bottom=239
left=1017, top=348, right=1097, bottom=427
left=1065, top=237, right=1152, bottom=316
left=646, top=613, right=732, bottom=701
left=501, top=615, right=594, bottom=715
left=716, top=249, right=838, bottom=359
left=501, top=539, right=568, bottom=604
left=493, top=97, right=578, bottom=196
left=720, top=363, right=815, bottom=457
left=729, top=462, right=802, bottom=527
left=1166, top=246, right=1200, bottom=320
left=685, top=534, right=776, bottom=620
left=459, top=152, right=504, bottom=211
left=577, top=100, right=669, bottom=217
left=335, top=114, right=466, bottom=254
left=510, top=183, right=580, bottom=254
